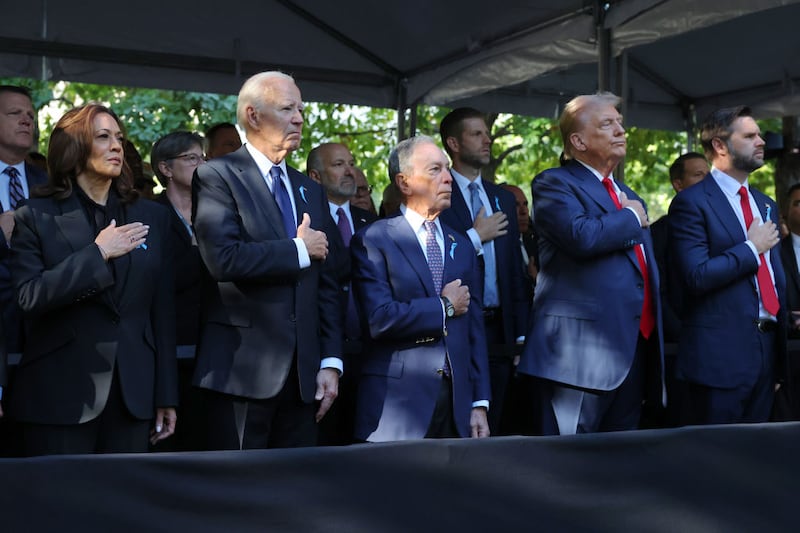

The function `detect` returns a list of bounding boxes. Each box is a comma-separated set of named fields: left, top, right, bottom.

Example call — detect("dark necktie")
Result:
left=424, top=220, right=443, bottom=294
left=4, top=166, right=24, bottom=210
left=602, top=177, right=655, bottom=339
left=336, top=206, right=352, bottom=247
left=739, top=186, right=780, bottom=315
left=269, top=166, right=296, bottom=238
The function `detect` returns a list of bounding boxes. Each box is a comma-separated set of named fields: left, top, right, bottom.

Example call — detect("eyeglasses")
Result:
left=168, top=153, right=206, bottom=166
left=356, top=185, right=373, bottom=195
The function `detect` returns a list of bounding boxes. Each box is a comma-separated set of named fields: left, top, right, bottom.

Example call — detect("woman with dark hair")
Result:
left=150, top=131, right=206, bottom=450
left=9, top=103, right=178, bottom=455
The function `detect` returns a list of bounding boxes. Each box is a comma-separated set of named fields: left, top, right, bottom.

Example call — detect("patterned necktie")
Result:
left=602, top=177, right=655, bottom=339
left=4, top=166, right=24, bottom=210
left=424, top=220, right=443, bottom=294
left=336, top=206, right=352, bottom=247
left=269, top=166, right=296, bottom=238
left=739, top=186, right=780, bottom=315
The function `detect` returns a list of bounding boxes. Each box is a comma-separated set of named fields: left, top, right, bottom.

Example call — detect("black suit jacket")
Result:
left=780, top=236, right=800, bottom=321
left=438, top=179, right=528, bottom=344
left=650, top=214, right=682, bottom=342
left=191, top=146, right=343, bottom=402
left=8, top=192, right=178, bottom=424
left=156, top=194, right=203, bottom=346
left=328, top=203, right=377, bottom=349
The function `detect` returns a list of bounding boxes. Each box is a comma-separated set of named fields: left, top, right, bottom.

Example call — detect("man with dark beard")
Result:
left=669, top=106, right=786, bottom=425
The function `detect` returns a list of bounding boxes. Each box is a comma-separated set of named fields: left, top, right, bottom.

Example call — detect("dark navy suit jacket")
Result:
left=668, top=174, right=787, bottom=388
left=518, top=160, right=664, bottom=395
left=350, top=212, right=490, bottom=441
left=438, top=179, right=528, bottom=344
left=192, top=146, right=342, bottom=402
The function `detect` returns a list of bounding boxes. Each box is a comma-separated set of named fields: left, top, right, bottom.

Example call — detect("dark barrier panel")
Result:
left=1, top=422, right=798, bottom=532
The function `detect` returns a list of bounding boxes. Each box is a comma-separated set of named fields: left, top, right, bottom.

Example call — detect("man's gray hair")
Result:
left=388, top=135, right=437, bottom=183
left=236, top=71, right=295, bottom=131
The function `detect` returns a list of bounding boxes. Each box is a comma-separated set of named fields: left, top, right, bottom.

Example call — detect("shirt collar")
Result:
left=710, top=166, right=748, bottom=199
left=577, top=160, right=614, bottom=183
left=328, top=200, right=351, bottom=219
left=244, top=143, right=288, bottom=180
left=450, top=168, right=481, bottom=191
left=400, top=203, right=441, bottom=235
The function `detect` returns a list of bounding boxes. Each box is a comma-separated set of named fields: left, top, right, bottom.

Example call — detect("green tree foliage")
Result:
left=1, top=77, right=780, bottom=215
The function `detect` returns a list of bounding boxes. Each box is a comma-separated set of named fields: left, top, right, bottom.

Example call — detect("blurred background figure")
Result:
left=379, top=181, right=402, bottom=218
left=204, top=122, right=242, bottom=160
left=351, top=167, right=377, bottom=216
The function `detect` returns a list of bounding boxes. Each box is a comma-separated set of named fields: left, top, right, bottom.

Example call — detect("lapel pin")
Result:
left=299, top=186, right=308, bottom=203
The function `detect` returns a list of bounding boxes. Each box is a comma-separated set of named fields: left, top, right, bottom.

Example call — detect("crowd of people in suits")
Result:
left=0, top=72, right=796, bottom=456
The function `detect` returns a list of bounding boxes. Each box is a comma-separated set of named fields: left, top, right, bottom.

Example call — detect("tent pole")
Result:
left=409, top=105, right=418, bottom=137
left=595, top=1, right=611, bottom=92
left=396, top=79, right=408, bottom=143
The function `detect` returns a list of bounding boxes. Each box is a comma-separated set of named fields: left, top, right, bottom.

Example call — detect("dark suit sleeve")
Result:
left=11, top=204, right=114, bottom=317
left=466, top=248, right=491, bottom=402
left=192, top=164, right=302, bottom=281
left=351, top=230, right=444, bottom=342
left=668, top=191, right=759, bottom=296
left=149, top=206, right=179, bottom=407
left=532, top=170, right=643, bottom=259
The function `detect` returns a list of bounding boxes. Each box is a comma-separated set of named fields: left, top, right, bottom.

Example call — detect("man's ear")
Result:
left=308, top=169, right=321, bottom=184
left=711, top=137, right=728, bottom=157
left=395, top=173, right=410, bottom=196
left=445, top=136, right=459, bottom=155
left=569, top=133, right=586, bottom=153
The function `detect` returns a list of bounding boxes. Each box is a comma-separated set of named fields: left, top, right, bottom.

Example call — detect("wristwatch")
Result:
left=441, top=296, right=455, bottom=318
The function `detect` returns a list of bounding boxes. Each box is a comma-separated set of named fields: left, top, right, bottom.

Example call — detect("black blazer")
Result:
left=192, top=146, right=343, bottom=402
left=156, top=194, right=203, bottom=346
left=8, top=192, right=178, bottom=424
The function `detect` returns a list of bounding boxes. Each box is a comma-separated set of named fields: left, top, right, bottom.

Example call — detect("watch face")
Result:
left=447, top=307, right=455, bottom=317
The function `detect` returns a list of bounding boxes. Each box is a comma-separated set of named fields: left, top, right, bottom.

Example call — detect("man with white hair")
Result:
left=192, top=71, right=343, bottom=449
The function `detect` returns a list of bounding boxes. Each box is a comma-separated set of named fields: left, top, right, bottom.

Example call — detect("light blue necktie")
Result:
left=468, top=181, right=499, bottom=307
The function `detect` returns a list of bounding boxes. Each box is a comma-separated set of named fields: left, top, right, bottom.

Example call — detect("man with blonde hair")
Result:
left=518, top=92, right=664, bottom=435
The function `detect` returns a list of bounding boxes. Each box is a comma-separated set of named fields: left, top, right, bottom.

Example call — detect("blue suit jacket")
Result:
left=350, top=213, right=490, bottom=441
left=518, top=160, right=664, bottom=393
left=192, top=146, right=342, bottom=401
left=438, top=180, right=529, bottom=343
left=668, top=174, right=787, bottom=388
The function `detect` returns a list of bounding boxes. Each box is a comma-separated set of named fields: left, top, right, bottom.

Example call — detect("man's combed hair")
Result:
left=559, top=92, right=622, bottom=161
left=699, top=106, right=752, bottom=160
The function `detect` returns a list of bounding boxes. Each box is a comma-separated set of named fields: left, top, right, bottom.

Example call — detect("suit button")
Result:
left=634, top=314, right=641, bottom=321
left=289, top=314, right=296, bottom=322
left=111, top=318, right=119, bottom=325
left=636, top=283, right=644, bottom=289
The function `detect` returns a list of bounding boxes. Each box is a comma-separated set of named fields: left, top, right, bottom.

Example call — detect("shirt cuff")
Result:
left=0, top=385, right=3, bottom=400
left=320, top=357, right=343, bottom=376
left=293, top=237, right=311, bottom=268
left=472, top=400, right=489, bottom=410
left=466, top=227, right=484, bottom=255
left=515, top=335, right=525, bottom=344
left=745, top=240, right=759, bottom=261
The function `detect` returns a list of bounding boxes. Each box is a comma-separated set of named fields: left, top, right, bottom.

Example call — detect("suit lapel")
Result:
left=230, top=148, right=287, bottom=239
left=568, top=161, right=619, bottom=214
left=448, top=184, right=474, bottom=228
left=703, top=177, right=747, bottom=244
left=286, top=167, right=306, bottom=225
left=388, top=216, right=436, bottom=296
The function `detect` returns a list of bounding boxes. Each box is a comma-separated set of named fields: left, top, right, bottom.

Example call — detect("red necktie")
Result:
left=602, top=178, right=655, bottom=339
left=738, top=186, right=780, bottom=316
